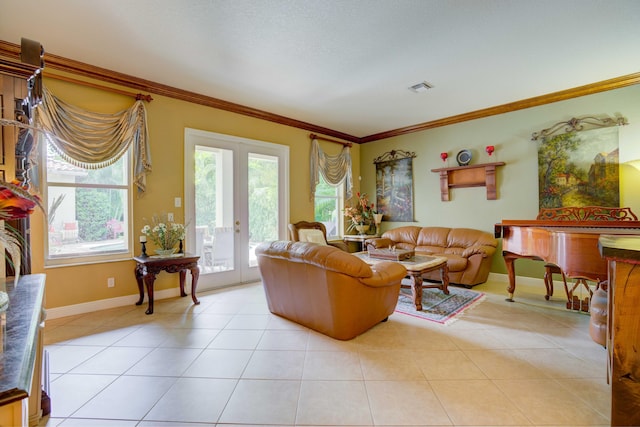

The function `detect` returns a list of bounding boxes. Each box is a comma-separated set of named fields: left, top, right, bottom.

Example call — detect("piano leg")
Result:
left=543, top=263, right=566, bottom=301
left=503, top=253, right=518, bottom=302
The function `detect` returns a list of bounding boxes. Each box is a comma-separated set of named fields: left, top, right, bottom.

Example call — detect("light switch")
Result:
left=174, top=197, right=181, bottom=207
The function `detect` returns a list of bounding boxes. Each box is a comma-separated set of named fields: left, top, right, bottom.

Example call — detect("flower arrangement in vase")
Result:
left=344, top=192, right=375, bottom=234
left=141, top=213, right=187, bottom=255
left=0, top=180, right=43, bottom=281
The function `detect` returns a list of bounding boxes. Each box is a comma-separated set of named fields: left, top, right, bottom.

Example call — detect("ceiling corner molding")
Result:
left=0, top=39, right=360, bottom=144
left=361, top=72, right=640, bottom=143
left=2, top=40, right=637, bottom=145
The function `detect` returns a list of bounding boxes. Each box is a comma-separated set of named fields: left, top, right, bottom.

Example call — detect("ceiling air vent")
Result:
left=409, top=81, right=434, bottom=93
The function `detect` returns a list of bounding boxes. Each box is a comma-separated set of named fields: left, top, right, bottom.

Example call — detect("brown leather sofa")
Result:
left=255, top=240, right=407, bottom=340
left=366, top=226, right=498, bottom=287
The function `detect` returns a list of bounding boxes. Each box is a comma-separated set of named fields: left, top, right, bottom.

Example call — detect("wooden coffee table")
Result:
left=354, top=252, right=449, bottom=311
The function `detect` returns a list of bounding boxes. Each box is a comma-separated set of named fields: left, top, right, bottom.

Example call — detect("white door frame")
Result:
left=184, top=128, right=289, bottom=290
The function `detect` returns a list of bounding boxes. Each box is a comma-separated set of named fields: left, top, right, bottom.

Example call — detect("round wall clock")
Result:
left=456, top=149, right=472, bottom=166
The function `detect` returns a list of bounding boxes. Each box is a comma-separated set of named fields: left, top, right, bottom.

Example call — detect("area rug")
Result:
left=395, top=285, right=485, bottom=324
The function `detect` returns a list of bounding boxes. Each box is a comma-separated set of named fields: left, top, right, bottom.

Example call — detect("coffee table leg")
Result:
left=408, top=272, right=423, bottom=311
left=440, top=263, right=450, bottom=295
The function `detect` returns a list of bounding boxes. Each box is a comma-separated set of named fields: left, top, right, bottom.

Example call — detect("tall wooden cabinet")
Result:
left=598, top=235, right=640, bottom=426
left=0, top=41, right=45, bottom=427
left=1, top=40, right=43, bottom=277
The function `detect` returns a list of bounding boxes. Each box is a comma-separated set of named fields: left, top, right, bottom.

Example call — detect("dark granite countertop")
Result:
left=0, top=274, right=46, bottom=407
left=599, top=235, right=640, bottom=264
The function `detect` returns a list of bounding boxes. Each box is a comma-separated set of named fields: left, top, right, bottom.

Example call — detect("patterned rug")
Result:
left=395, top=284, right=485, bottom=324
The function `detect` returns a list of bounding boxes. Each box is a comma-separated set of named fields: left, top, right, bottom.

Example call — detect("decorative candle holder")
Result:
left=373, top=213, right=383, bottom=235
left=139, top=235, right=148, bottom=257
left=440, top=152, right=448, bottom=162
left=485, top=145, right=495, bottom=156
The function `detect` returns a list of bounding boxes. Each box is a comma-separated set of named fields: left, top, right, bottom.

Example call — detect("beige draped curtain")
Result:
left=310, top=137, right=353, bottom=201
left=34, top=86, right=152, bottom=196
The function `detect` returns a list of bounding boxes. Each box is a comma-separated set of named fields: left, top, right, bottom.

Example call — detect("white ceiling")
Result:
left=2, top=0, right=639, bottom=139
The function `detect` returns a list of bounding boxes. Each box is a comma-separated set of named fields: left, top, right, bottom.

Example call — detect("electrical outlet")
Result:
left=168, top=212, right=174, bottom=222
left=107, top=277, right=115, bottom=288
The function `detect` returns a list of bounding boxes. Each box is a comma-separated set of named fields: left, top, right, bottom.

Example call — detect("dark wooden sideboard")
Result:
left=0, top=274, right=46, bottom=426
left=598, top=235, right=640, bottom=426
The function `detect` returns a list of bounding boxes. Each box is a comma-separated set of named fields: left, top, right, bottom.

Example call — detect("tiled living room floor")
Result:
left=41, top=277, right=610, bottom=426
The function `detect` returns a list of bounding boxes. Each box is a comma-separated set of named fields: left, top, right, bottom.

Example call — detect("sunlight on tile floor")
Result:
left=40, top=277, right=610, bottom=426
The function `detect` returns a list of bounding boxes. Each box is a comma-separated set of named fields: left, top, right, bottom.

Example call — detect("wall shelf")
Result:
left=431, top=162, right=505, bottom=201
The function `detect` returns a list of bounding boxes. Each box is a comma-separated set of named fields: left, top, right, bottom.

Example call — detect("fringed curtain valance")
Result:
left=310, top=137, right=353, bottom=201
left=34, top=86, right=152, bottom=196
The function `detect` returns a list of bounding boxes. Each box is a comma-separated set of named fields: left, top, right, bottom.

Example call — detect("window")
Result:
left=44, top=141, right=131, bottom=264
left=314, top=174, right=344, bottom=239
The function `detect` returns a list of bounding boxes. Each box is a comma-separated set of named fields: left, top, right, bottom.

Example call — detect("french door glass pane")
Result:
left=194, top=145, right=234, bottom=272
left=248, top=153, right=279, bottom=267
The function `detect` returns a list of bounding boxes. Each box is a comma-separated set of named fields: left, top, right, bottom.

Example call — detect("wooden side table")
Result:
left=343, top=234, right=378, bottom=252
left=133, top=254, right=201, bottom=314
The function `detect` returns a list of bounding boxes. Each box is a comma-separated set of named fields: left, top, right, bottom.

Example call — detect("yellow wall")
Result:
left=32, top=77, right=361, bottom=309
left=32, top=77, right=640, bottom=310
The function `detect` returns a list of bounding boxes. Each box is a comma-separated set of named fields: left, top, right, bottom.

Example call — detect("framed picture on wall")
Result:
left=534, top=116, right=625, bottom=209
left=373, top=150, right=416, bottom=222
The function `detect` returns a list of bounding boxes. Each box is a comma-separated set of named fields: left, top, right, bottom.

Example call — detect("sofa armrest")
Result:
left=364, top=237, right=393, bottom=251
left=461, top=245, right=496, bottom=258
left=359, top=261, right=407, bottom=288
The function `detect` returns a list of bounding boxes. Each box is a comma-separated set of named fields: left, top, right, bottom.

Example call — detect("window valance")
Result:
left=309, top=137, right=353, bottom=200
left=34, top=86, right=152, bottom=195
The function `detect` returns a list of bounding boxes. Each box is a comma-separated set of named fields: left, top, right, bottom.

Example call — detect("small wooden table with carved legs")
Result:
left=134, top=254, right=201, bottom=314
left=354, top=252, right=450, bottom=311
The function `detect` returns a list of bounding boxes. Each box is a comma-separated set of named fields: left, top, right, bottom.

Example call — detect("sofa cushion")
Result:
left=381, top=226, right=422, bottom=246
left=447, top=227, right=497, bottom=249
left=416, top=227, right=450, bottom=247
left=438, top=253, right=468, bottom=272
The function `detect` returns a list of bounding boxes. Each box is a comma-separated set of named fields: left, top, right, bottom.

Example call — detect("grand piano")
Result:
left=494, top=206, right=640, bottom=301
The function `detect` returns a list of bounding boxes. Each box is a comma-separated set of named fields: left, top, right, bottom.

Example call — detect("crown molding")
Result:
left=360, top=72, right=640, bottom=143
left=2, top=40, right=638, bottom=144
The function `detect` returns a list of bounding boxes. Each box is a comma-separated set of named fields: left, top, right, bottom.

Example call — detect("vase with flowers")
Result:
left=344, top=192, right=376, bottom=235
left=141, top=213, right=187, bottom=256
left=0, top=180, right=43, bottom=281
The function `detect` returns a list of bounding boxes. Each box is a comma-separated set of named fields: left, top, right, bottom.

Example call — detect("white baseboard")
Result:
left=45, top=273, right=552, bottom=320
left=45, top=288, right=182, bottom=320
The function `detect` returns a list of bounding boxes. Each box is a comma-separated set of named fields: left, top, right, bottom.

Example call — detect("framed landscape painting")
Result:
left=537, top=125, right=620, bottom=209
left=374, top=150, right=415, bottom=222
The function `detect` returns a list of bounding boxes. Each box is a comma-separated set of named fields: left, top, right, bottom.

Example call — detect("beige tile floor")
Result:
left=41, top=278, right=610, bottom=426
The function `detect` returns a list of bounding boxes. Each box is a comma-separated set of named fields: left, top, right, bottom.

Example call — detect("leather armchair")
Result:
left=288, top=220, right=349, bottom=252
left=256, top=240, right=407, bottom=340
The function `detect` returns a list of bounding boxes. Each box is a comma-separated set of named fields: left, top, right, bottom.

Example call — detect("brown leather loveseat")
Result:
left=255, top=240, right=407, bottom=340
left=366, top=226, right=498, bottom=287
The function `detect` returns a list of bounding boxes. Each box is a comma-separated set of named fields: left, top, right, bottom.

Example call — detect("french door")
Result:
left=184, top=128, right=289, bottom=290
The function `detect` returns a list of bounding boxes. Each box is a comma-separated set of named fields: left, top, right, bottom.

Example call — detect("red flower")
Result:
left=0, top=180, right=42, bottom=220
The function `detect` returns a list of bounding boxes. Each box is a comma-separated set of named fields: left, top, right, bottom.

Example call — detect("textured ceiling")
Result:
left=1, top=0, right=639, bottom=138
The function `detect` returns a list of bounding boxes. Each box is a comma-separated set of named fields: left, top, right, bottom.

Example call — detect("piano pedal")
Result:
left=581, top=296, right=590, bottom=313
left=567, top=295, right=581, bottom=311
